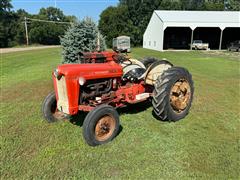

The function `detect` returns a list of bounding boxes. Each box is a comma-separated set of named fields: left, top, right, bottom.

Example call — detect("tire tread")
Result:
left=152, top=67, right=194, bottom=121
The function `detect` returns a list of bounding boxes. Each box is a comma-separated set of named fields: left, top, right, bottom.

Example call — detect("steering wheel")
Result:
left=112, top=54, right=132, bottom=65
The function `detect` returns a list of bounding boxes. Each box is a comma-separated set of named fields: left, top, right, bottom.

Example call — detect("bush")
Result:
left=60, top=18, right=106, bottom=64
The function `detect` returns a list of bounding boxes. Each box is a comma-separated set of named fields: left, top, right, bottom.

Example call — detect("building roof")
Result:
left=154, top=10, right=240, bottom=29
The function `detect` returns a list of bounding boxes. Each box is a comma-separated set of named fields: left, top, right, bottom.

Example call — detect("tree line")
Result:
left=99, top=0, right=240, bottom=47
left=0, top=0, right=76, bottom=48
left=1, top=0, right=239, bottom=48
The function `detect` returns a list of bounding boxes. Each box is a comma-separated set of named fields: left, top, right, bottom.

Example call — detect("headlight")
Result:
left=79, top=77, right=86, bottom=86
left=53, top=69, right=62, bottom=80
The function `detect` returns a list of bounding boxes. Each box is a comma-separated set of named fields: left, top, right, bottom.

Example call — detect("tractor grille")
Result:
left=56, top=76, right=69, bottom=114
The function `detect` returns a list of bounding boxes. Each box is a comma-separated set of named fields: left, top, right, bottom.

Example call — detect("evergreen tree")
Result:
left=60, top=18, right=106, bottom=64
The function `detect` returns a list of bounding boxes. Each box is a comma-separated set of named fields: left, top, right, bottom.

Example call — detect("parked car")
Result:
left=227, top=40, right=240, bottom=52
left=191, top=40, right=209, bottom=50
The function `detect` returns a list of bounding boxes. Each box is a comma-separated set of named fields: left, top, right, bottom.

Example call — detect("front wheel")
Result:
left=152, top=67, right=194, bottom=121
left=82, top=105, right=120, bottom=146
left=42, top=92, right=65, bottom=123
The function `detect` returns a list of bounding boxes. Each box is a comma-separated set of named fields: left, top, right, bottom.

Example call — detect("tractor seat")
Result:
left=122, top=64, right=146, bottom=82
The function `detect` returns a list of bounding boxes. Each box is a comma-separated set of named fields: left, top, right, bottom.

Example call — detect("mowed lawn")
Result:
left=1, top=48, right=239, bottom=179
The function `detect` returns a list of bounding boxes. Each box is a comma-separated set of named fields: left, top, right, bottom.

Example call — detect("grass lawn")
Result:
left=1, top=48, right=240, bottom=179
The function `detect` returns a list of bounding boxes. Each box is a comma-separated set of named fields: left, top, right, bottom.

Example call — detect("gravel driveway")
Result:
left=0, top=45, right=60, bottom=54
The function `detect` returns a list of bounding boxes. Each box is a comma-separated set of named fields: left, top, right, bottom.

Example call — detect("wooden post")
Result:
left=97, top=31, right=100, bottom=52
left=190, top=29, right=194, bottom=50
left=219, top=29, right=223, bottom=50
left=24, top=17, right=29, bottom=46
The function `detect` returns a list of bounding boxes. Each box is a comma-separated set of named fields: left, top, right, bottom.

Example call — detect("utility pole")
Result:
left=24, top=17, right=29, bottom=46
left=23, top=17, right=71, bottom=46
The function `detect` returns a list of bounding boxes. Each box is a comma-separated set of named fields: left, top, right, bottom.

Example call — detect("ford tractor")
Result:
left=42, top=51, right=194, bottom=146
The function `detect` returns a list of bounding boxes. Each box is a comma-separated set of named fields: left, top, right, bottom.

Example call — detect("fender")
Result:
left=144, top=60, right=173, bottom=85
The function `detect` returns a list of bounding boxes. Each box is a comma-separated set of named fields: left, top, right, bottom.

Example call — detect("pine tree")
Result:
left=60, top=18, right=106, bottom=64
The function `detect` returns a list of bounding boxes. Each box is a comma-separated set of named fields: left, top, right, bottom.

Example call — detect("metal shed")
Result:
left=143, top=10, right=240, bottom=51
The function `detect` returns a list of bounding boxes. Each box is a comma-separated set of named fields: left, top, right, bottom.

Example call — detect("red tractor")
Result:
left=42, top=51, right=194, bottom=146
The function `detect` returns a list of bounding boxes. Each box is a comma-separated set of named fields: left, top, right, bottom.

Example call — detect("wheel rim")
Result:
left=50, top=100, right=65, bottom=119
left=95, top=115, right=116, bottom=141
left=170, top=79, right=191, bottom=113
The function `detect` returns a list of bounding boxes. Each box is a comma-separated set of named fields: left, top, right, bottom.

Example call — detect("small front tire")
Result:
left=42, top=92, right=65, bottom=123
left=83, top=105, right=120, bottom=146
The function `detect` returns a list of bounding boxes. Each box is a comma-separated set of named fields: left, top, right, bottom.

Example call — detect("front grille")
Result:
left=56, top=76, right=69, bottom=114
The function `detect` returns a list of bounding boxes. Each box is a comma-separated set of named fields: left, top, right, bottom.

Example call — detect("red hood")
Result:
left=56, top=61, right=123, bottom=80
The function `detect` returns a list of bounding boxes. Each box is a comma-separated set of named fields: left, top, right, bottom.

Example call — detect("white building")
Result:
left=143, top=10, right=240, bottom=51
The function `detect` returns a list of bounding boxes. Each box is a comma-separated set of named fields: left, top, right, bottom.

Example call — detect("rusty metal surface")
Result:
left=95, top=115, right=116, bottom=141
left=170, top=79, right=191, bottom=112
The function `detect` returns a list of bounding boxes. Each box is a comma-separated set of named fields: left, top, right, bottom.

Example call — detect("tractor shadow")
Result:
left=117, top=100, right=152, bottom=115
left=117, top=100, right=168, bottom=122
left=69, top=112, right=87, bottom=127
left=69, top=112, right=123, bottom=136
left=69, top=101, right=152, bottom=137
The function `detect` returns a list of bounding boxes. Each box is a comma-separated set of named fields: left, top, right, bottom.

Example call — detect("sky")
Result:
left=12, top=0, right=119, bottom=22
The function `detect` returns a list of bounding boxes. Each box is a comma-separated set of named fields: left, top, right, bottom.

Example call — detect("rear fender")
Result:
left=121, top=59, right=146, bottom=69
left=129, top=59, right=146, bottom=69
left=144, top=61, right=173, bottom=86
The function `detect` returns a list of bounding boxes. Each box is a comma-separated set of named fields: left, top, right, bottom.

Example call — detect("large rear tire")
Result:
left=83, top=105, right=120, bottom=146
left=152, top=67, right=194, bottom=121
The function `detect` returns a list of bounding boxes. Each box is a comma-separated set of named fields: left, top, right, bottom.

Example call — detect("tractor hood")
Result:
left=54, top=61, right=123, bottom=80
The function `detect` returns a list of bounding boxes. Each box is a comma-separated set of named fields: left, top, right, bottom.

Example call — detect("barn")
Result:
left=143, top=10, right=240, bottom=51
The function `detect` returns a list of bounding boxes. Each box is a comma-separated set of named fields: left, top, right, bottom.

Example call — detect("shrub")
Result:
left=60, top=18, right=106, bottom=64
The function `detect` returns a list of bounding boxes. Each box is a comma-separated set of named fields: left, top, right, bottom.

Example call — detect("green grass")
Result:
left=1, top=48, right=240, bottom=179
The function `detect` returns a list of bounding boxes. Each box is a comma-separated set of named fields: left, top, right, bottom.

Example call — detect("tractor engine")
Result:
left=80, top=78, right=114, bottom=103
left=53, top=60, right=123, bottom=115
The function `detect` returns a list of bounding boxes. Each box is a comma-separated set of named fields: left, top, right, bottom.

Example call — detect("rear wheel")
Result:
left=152, top=67, right=194, bottom=121
left=83, top=105, right=120, bottom=146
left=42, top=92, right=65, bottom=123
